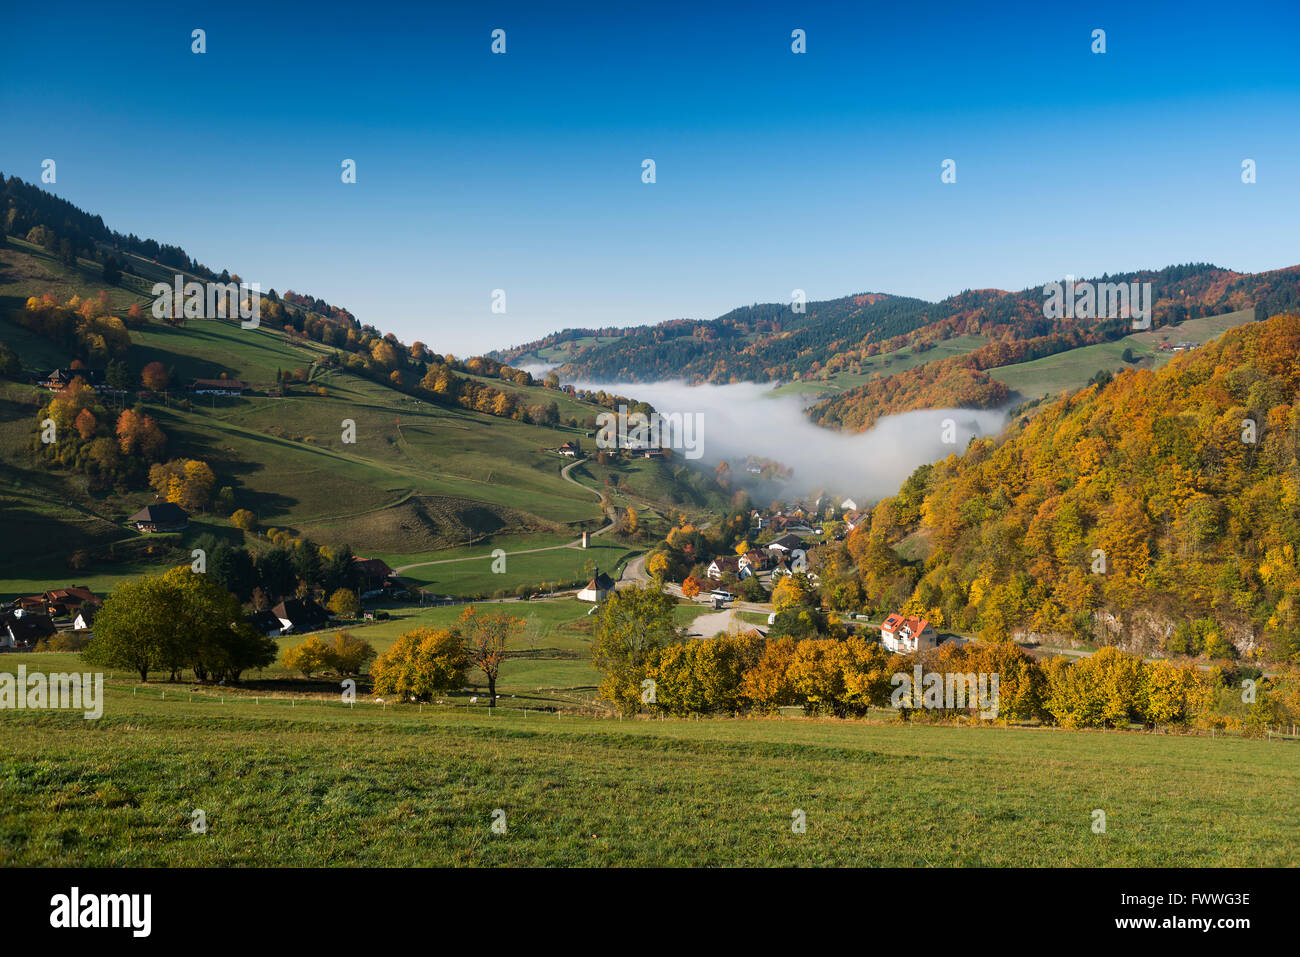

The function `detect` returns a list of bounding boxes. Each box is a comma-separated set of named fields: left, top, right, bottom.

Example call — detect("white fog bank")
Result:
left=572, top=379, right=1009, bottom=503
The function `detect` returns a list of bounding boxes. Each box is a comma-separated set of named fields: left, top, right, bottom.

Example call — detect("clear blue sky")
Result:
left=4, top=0, right=1298, bottom=355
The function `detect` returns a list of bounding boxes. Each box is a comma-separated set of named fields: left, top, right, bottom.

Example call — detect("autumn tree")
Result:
left=327, top=631, right=378, bottom=676
left=282, top=635, right=333, bottom=677
left=370, top=627, right=468, bottom=701
left=458, top=605, right=523, bottom=703
left=141, top=361, right=170, bottom=391
left=73, top=407, right=97, bottom=439
left=326, top=588, right=361, bottom=619
left=148, top=458, right=217, bottom=512
left=116, top=408, right=166, bottom=460
left=590, top=586, right=679, bottom=714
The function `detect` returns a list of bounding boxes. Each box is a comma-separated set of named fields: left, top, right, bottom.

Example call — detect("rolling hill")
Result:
left=851, top=311, right=1300, bottom=664
left=0, top=192, right=727, bottom=598
left=496, top=264, right=1300, bottom=388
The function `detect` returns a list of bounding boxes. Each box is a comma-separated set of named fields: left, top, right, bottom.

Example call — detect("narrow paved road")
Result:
left=393, top=457, right=617, bottom=574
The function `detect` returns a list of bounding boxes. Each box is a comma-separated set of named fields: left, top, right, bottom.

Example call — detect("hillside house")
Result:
left=840, top=498, right=859, bottom=512
left=558, top=441, right=580, bottom=457
left=37, top=368, right=105, bottom=391
left=766, top=533, right=806, bottom=556
left=72, top=605, right=98, bottom=630
left=353, top=557, right=395, bottom=596
left=707, top=556, right=740, bottom=580
left=190, top=378, right=249, bottom=396
left=843, top=510, right=868, bottom=532
left=271, top=597, right=330, bottom=635
left=38, top=586, right=99, bottom=617
left=129, top=502, right=190, bottom=533
left=880, top=613, right=938, bottom=654
left=737, top=551, right=767, bottom=578
left=247, top=609, right=284, bottom=637
left=577, top=571, right=616, bottom=603
left=1, top=609, right=57, bottom=649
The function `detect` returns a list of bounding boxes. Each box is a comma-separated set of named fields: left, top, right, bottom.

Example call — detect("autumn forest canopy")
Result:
left=853, top=312, right=1300, bottom=663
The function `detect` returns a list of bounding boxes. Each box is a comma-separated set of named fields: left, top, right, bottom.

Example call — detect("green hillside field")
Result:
left=0, top=243, right=723, bottom=599
left=989, top=309, right=1259, bottom=402
left=0, top=644, right=1294, bottom=866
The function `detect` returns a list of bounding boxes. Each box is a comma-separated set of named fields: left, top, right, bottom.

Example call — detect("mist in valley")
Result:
left=572, top=379, right=1009, bottom=505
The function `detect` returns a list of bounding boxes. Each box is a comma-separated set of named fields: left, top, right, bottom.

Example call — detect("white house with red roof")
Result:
left=880, top=613, right=938, bottom=653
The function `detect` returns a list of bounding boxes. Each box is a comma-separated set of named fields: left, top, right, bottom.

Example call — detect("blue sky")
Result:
left=4, top=0, right=1298, bottom=355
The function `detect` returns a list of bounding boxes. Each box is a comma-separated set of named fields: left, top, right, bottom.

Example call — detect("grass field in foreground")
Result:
left=0, top=666, right=1295, bottom=866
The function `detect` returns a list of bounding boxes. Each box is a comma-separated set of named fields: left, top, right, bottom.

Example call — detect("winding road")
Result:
left=392, top=457, right=619, bottom=575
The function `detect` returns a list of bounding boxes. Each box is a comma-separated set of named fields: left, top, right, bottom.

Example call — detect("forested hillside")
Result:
left=499, top=263, right=1300, bottom=390
left=851, top=313, right=1300, bottom=663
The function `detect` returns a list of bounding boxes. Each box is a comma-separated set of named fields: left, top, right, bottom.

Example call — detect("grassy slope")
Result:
left=0, top=661, right=1293, bottom=866
left=0, top=242, right=722, bottom=595
left=507, top=335, right=624, bottom=367
left=990, top=309, right=1258, bottom=402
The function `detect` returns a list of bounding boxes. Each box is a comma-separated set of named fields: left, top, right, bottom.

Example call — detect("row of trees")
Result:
left=588, top=587, right=1300, bottom=730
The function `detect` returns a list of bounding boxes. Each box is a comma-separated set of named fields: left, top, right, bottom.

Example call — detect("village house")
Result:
left=128, top=502, right=190, bottom=533
left=766, top=533, right=806, bottom=556
left=72, top=605, right=98, bottom=631
left=768, top=515, right=815, bottom=535
left=247, top=609, right=284, bottom=637
left=880, top=613, right=939, bottom=654
left=38, top=586, right=99, bottom=617
left=843, top=509, right=868, bottom=533
left=270, top=597, right=330, bottom=635
left=353, top=557, right=395, bottom=596
left=706, top=555, right=740, bottom=581
left=12, top=586, right=102, bottom=625
left=1, top=609, right=57, bottom=649
left=189, top=378, right=250, bottom=396
left=36, top=368, right=106, bottom=391
left=840, top=497, right=859, bottom=512
left=577, top=570, right=616, bottom=602
left=737, top=551, right=768, bottom=578
left=557, top=440, right=581, bottom=457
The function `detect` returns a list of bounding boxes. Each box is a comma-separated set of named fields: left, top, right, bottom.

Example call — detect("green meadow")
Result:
left=989, top=309, right=1258, bottom=402
left=0, top=242, right=724, bottom=597
left=0, top=653, right=1294, bottom=866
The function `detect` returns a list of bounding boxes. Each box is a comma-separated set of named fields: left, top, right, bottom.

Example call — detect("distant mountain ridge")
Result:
left=494, top=263, right=1300, bottom=387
